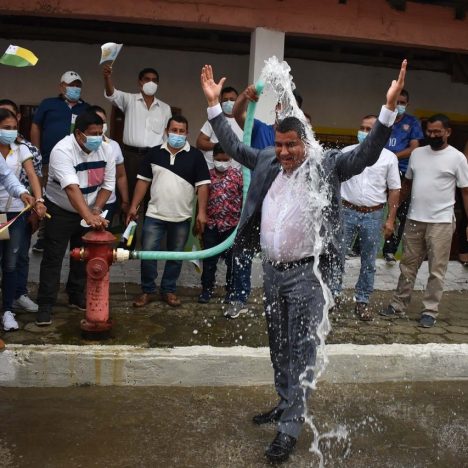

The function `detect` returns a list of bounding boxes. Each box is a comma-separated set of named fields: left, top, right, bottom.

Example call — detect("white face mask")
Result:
left=142, top=81, right=158, bottom=96
left=214, top=160, right=230, bottom=172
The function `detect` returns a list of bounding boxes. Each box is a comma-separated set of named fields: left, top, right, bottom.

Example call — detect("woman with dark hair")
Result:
left=0, top=108, right=45, bottom=331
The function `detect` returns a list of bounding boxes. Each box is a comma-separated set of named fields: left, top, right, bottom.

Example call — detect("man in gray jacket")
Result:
left=200, top=61, right=406, bottom=463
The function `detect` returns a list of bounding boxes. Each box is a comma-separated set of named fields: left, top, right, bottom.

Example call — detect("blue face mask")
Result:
left=396, top=104, right=406, bottom=116
left=221, top=100, right=235, bottom=115
left=357, top=130, right=368, bottom=144
left=65, top=86, right=81, bottom=101
left=167, top=133, right=186, bottom=149
left=83, top=134, right=103, bottom=152
left=0, top=129, right=18, bottom=145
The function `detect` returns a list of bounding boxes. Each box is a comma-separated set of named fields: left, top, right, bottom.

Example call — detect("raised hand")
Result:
left=200, top=65, right=226, bottom=106
left=386, top=59, right=407, bottom=111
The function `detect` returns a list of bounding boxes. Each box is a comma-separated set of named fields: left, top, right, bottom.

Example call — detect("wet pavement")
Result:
left=1, top=381, right=466, bottom=467
left=1, top=282, right=468, bottom=347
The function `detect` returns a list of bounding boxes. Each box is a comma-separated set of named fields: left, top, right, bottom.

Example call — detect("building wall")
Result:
left=4, top=0, right=468, bottom=52
left=1, top=39, right=468, bottom=145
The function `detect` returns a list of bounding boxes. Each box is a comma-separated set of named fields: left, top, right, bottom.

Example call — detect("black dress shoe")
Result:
left=252, top=406, right=284, bottom=425
left=265, top=432, right=297, bottom=464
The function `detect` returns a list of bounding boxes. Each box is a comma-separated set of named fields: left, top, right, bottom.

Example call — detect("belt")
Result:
left=266, top=256, right=315, bottom=271
left=342, top=200, right=385, bottom=213
left=122, top=144, right=150, bottom=154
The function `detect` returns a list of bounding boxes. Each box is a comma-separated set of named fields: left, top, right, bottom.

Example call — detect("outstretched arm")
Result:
left=201, top=65, right=261, bottom=170
left=336, top=60, right=407, bottom=181
left=232, top=85, right=259, bottom=130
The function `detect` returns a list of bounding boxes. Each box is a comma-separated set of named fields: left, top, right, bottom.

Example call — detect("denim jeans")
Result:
left=140, top=217, right=190, bottom=294
left=341, top=207, right=384, bottom=303
left=228, top=248, right=253, bottom=303
left=0, top=212, right=26, bottom=311
left=15, top=215, right=33, bottom=299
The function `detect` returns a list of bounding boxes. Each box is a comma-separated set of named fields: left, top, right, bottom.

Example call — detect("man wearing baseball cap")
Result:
left=30, top=71, right=89, bottom=252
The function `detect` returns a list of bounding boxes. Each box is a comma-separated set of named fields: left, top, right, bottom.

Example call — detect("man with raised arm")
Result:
left=200, top=61, right=406, bottom=463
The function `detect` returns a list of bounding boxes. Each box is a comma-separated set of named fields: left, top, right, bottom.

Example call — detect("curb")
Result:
left=1, top=343, right=467, bottom=387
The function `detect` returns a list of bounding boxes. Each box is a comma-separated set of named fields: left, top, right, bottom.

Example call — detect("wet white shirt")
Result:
left=261, top=170, right=315, bottom=262
left=105, top=89, right=171, bottom=148
left=340, top=145, right=400, bottom=206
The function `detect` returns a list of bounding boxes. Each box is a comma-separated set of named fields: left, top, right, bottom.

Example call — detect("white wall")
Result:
left=1, top=38, right=468, bottom=142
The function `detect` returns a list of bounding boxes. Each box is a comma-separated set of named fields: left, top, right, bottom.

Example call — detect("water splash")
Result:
left=259, top=56, right=345, bottom=466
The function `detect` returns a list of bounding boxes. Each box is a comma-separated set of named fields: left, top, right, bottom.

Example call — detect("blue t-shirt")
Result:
left=385, top=113, right=423, bottom=173
left=33, top=96, right=89, bottom=164
left=251, top=119, right=275, bottom=150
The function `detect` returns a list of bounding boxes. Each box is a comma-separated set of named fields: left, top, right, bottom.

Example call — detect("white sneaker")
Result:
left=13, top=294, right=39, bottom=312
left=2, top=311, right=19, bottom=331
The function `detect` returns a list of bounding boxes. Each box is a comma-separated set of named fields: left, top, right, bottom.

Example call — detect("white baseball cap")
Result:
left=60, top=71, right=83, bottom=84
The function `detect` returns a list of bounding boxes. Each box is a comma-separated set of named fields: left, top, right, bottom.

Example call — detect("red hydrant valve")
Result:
left=71, top=229, right=116, bottom=335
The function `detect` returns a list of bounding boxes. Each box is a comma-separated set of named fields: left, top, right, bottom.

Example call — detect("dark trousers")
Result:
left=36, top=200, right=87, bottom=308
left=15, top=216, right=33, bottom=299
left=457, top=188, right=468, bottom=255
left=263, top=260, right=323, bottom=439
left=201, top=226, right=236, bottom=295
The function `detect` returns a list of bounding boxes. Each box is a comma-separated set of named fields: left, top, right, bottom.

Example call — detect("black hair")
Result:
left=74, top=111, right=104, bottom=133
left=0, top=99, right=19, bottom=114
left=213, top=143, right=229, bottom=157
left=138, top=67, right=159, bottom=82
left=167, top=115, right=189, bottom=131
left=362, top=114, right=378, bottom=120
left=427, top=113, right=450, bottom=129
left=276, top=116, right=306, bottom=140
left=400, top=89, right=410, bottom=101
left=0, top=108, right=17, bottom=124
left=221, top=86, right=238, bottom=97
left=293, top=90, right=303, bottom=109
left=87, top=105, right=107, bottom=116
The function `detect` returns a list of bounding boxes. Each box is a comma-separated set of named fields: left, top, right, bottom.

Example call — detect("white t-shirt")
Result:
left=46, top=135, right=116, bottom=213
left=340, top=145, right=400, bottom=206
left=105, top=89, right=172, bottom=148
left=406, top=144, right=468, bottom=223
left=0, top=142, right=33, bottom=212
left=199, top=117, right=243, bottom=169
left=104, top=138, right=124, bottom=204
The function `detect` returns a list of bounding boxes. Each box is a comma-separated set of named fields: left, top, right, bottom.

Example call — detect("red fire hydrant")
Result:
left=70, top=229, right=117, bottom=335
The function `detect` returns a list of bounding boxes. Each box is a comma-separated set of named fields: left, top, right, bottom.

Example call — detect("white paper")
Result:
left=100, top=43, right=123, bottom=65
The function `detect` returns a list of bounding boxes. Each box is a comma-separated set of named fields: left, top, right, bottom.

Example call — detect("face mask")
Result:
left=427, top=136, right=445, bottom=150
left=214, top=161, right=230, bottom=172
left=167, top=133, right=186, bottom=149
left=221, top=100, right=235, bottom=115
left=65, top=86, right=81, bottom=101
left=396, top=104, right=406, bottom=116
left=357, top=130, right=368, bottom=144
left=0, top=129, right=18, bottom=145
left=102, top=123, right=108, bottom=135
left=82, top=134, right=103, bottom=152
left=142, top=81, right=158, bottom=96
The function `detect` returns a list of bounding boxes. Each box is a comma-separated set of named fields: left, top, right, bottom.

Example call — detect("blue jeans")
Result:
left=140, top=217, right=190, bottom=294
left=0, top=212, right=26, bottom=311
left=228, top=248, right=252, bottom=303
left=341, top=207, right=384, bottom=303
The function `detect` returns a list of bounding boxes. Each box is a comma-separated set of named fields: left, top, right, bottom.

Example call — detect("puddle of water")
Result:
left=0, top=381, right=466, bottom=467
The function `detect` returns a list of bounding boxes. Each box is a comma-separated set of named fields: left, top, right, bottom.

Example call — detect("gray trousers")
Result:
left=263, top=260, right=324, bottom=439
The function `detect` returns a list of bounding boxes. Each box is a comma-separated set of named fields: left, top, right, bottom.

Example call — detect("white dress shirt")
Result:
left=105, top=89, right=172, bottom=147
left=340, top=145, right=400, bottom=206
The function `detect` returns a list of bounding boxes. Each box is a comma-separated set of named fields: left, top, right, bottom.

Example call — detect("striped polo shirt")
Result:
left=45, top=134, right=116, bottom=213
left=137, top=141, right=210, bottom=222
